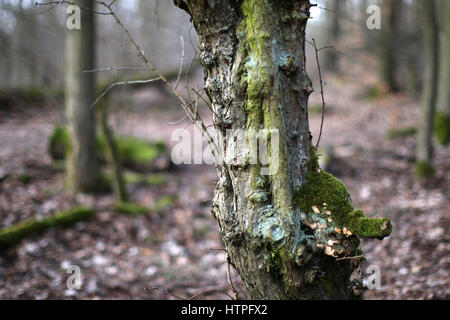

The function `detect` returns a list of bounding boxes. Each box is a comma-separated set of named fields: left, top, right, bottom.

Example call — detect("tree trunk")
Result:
left=435, top=0, right=450, bottom=145
left=415, top=0, right=439, bottom=179
left=175, top=0, right=391, bottom=299
left=379, top=0, right=402, bottom=92
left=325, top=0, right=344, bottom=72
left=97, top=105, right=128, bottom=203
left=65, top=0, right=100, bottom=192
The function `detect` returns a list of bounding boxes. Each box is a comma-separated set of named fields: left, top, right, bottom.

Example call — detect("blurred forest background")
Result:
left=0, top=0, right=448, bottom=299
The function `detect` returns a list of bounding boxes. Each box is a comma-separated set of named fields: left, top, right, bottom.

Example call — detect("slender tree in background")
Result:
left=175, top=0, right=391, bottom=299
left=435, top=0, right=450, bottom=145
left=65, top=0, right=100, bottom=192
left=415, top=0, right=439, bottom=179
left=325, top=0, right=344, bottom=72
left=379, top=0, right=402, bottom=92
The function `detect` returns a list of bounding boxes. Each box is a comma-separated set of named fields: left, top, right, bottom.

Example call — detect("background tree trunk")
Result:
left=325, top=0, right=344, bottom=72
left=175, top=0, right=391, bottom=299
left=65, top=0, right=100, bottom=192
left=415, top=0, right=439, bottom=179
left=379, top=0, right=402, bottom=92
left=435, top=0, right=450, bottom=145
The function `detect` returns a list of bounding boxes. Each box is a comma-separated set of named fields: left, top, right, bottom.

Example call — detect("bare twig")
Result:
left=312, top=38, right=327, bottom=150
left=35, top=1, right=112, bottom=15
left=96, top=1, right=219, bottom=158
left=174, top=35, right=185, bottom=90
left=91, top=77, right=161, bottom=109
left=82, top=66, right=147, bottom=73
left=168, top=115, right=188, bottom=126
left=336, top=255, right=364, bottom=261
left=227, top=262, right=239, bottom=300
left=147, top=287, right=234, bottom=300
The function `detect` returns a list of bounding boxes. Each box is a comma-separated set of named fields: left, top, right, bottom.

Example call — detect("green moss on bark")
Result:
left=415, top=161, right=435, bottom=179
left=49, top=126, right=72, bottom=160
left=0, top=207, right=94, bottom=249
left=293, top=149, right=392, bottom=240
left=434, top=112, right=450, bottom=145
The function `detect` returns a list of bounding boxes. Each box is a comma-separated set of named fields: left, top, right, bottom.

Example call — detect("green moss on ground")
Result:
left=434, top=112, right=450, bottom=145
left=385, top=127, right=417, bottom=140
left=49, top=127, right=166, bottom=169
left=143, top=174, right=165, bottom=186
left=0, top=87, right=47, bottom=109
left=415, top=161, right=435, bottom=180
left=154, top=195, right=177, bottom=213
left=114, top=195, right=175, bottom=216
left=359, top=85, right=385, bottom=100
left=103, top=171, right=165, bottom=187
left=293, top=149, right=392, bottom=239
left=0, top=207, right=94, bottom=249
left=114, top=202, right=149, bottom=215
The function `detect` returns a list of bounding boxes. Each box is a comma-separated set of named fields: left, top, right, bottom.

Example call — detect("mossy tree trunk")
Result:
left=175, top=0, right=391, bottom=300
left=415, top=0, right=439, bottom=179
left=435, top=0, right=450, bottom=145
left=65, top=0, right=100, bottom=192
left=379, top=0, right=402, bottom=92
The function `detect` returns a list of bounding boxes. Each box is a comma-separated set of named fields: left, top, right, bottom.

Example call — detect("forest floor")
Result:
left=0, top=64, right=448, bottom=300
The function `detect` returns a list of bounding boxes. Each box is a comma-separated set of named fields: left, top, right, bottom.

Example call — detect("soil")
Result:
left=0, top=65, right=448, bottom=300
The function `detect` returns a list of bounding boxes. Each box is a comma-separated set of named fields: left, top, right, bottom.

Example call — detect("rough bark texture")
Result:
left=175, top=0, right=391, bottom=299
left=435, top=0, right=450, bottom=145
left=416, top=0, right=439, bottom=178
left=65, top=0, right=100, bottom=192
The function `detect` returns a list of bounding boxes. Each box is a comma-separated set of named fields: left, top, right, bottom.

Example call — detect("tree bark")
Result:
left=435, top=0, right=450, bottom=145
left=379, top=0, right=402, bottom=92
left=65, top=0, right=100, bottom=192
left=325, top=0, right=344, bottom=72
left=416, top=0, right=439, bottom=178
left=175, top=0, right=391, bottom=300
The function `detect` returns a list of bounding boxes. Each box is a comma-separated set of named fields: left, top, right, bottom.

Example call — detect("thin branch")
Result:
left=174, top=35, right=185, bottom=90
left=91, top=77, right=161, bottom=109
left=147, top=287, right=234, bottom=300
left=336, top=255, right=364, bottom=261
left=35, top=1, right=112, bottom=15
left=227, top=262, right=239, bottom=300
left=82, top=66, right=147, bottom=73
left=168, top=115, right=188, bottom=126
left=96, top=1, right=219, bottom=159
left=312, top=38, right=327, bottom=150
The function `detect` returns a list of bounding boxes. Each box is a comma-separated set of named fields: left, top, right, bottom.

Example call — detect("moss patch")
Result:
left=415, top=161, right=435, bottom=180
left=0, top=87, right=48, bottom=110
left=49, top=127, right=166, bottom=170
left=99, top=136, right=165, bottom=168
left=154, top=195, right=177, bottom=213
left=0, top=207, right=94, bottom=249
left=385, top=127, right=416, bottom=140
left=293, top=149, right=392, bottom=239
left=434, top=112, right=450, bottom=145
left=114, top=202, right=149, bottom=215
left=359, top=85, right=386, bottom=100
left=103, top=171, right=165, bottom=187
left=49, top=126, right=71, bottom=160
